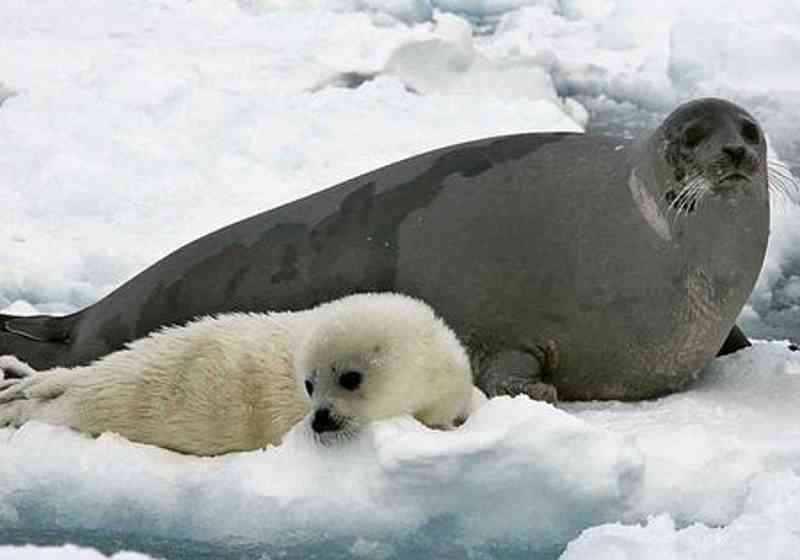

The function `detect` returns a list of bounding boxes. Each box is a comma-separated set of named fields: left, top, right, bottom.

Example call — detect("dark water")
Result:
left=1, top=525, right=565, bottom=560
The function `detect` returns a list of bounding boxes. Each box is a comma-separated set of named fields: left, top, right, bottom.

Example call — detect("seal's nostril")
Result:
left=311, top=408, right=341, bottom=433
left=723, top=145, right=747, bottom=165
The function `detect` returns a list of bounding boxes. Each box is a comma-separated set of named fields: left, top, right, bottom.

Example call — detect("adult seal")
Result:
left=0, top=98, right=771, bottom=401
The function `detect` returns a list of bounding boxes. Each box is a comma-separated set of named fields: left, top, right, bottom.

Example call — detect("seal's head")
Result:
left=294, top=293, right=473, bottom=444
left=654, top=97, right=768, bottom=215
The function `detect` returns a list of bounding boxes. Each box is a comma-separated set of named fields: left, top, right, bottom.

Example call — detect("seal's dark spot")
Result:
left=789, top=343, right=799, bottom=352
left=305, top=379, right=314, bottom=397
left=270, top=244, right=299, bottom=284
left=339, top=370, right=362, bottom=391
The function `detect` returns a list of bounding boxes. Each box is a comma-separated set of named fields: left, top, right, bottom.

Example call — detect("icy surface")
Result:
left=1, top=344, right=800, bottom=558
left=0, top=398, right=643, bottom=558
left=2, top=0, right=800, bottom=558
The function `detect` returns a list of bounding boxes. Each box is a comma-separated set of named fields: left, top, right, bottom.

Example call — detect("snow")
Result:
left=0, top=398, right=641, bottom=558
left=2, top=0, right=800, bottom=558
left=562, top=504, right=800, bottom=560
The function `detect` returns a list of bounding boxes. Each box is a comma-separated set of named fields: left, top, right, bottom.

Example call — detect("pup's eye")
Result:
left=305, top=380, right=314, bottom=396
left=339, top=371, right=362, bottom=391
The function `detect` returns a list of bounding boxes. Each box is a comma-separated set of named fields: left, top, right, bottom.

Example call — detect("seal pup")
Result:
left=0, top=293, right=482, bottom=455
left=0, top=98, right=782, bottom=400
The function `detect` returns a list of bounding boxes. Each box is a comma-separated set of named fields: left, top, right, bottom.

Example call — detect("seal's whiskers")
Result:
left=767, top=159, right=800, bottom=204
left=313, top=422, right=358, bottom=447
left=670, top=172, right=709, bottom=221
left=689, top=176, right=711, bottom=212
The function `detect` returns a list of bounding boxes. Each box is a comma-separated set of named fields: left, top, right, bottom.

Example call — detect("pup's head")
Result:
left=294, top=293, right=471, bottom=444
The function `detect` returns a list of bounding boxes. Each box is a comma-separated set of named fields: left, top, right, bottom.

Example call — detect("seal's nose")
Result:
left=311, top=408, right=341, bottom=433
left=723, top=145, right=747, bottom=166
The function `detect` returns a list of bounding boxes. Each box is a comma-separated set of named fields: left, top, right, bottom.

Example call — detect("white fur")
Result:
left=296, top=293, right=482, bottom=435
left=0, top=293, right=482, bottom=455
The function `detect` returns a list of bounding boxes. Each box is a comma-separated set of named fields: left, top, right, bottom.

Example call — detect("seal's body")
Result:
left=0, top=293, right=480, bottom=455
left=0, top=98, right=770, bottom=401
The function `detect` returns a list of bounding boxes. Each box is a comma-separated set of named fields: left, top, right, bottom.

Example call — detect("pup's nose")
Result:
left=311, top=408, right=341, bottom=433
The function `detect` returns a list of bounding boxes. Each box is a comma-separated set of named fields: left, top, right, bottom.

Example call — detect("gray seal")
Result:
left=0, top=98, right=770, bottom=401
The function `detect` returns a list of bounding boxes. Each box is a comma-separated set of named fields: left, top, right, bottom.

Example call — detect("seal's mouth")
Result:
left=711, top=170, right=753, bottom=194
left=309, top=409, right=360, bottom=446
left=720, top=171, right=751, bottom=183
left=313, top=425, right=359, bottom=446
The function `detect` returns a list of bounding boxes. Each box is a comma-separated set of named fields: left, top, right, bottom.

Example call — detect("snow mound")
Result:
left=0, top=398, right=641, bottom=557
left=563, top=473, right=800, bottom=560
left=567, top=342, right=800, bottom=528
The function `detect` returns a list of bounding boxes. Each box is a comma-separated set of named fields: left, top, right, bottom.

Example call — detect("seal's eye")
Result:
left=683, top=123, right=707, bottom=148
left=339, top=371, right=362, bottom=391
left=741, top=120, right=760, bottom=145
left=305, top=380, right=314, bottom=397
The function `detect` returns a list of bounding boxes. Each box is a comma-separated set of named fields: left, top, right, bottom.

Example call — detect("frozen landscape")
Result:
left=1, top=0, right=800, bottom=558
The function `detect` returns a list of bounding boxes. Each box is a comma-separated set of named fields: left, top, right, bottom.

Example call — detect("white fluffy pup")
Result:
left=0, top=293, right=484, bottom=455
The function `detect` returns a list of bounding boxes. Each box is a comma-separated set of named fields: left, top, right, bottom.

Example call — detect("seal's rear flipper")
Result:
left=0, top=314, right=76, bottom=370
left=2, top=314, right=73, bottom=343
left=717, top=324, right=751, bottom=357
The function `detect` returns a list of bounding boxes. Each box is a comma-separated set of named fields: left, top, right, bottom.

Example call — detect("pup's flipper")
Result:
left=0, top=370, right=69, bottom=404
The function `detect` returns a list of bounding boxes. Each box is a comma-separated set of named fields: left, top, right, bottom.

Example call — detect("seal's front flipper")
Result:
left=497, top=379, right=558, bottom=402
left=717, top=324, right=751, bottom=357
left=476, top=344, right=559, bottom=403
